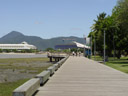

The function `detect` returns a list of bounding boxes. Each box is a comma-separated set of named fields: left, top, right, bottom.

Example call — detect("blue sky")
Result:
left=0, top=0, right=117, bottom=39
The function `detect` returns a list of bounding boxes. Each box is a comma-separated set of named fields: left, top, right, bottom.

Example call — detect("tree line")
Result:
left=0, top=49, right=39, bottom=53
left=89, top=0, right=128, bottom=59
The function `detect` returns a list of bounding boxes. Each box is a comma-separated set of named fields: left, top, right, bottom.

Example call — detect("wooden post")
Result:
left=50, top=57, right=52, bottom=62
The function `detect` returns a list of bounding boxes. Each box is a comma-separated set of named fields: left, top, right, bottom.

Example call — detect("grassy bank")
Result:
left=106, top=57, right=128, bottom=73
left=91, top=56, right=128, bottom=74
left=91, top=56, right=103, bottom=61
left=0, top=79, right=29, bottom=96
left=0, top=58, right=51, bottom=74
left=0, top=57, right=52, bottom=96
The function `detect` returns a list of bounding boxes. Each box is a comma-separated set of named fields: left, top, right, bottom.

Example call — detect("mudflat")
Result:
left=0, top=57, right=52, bottom=83
left=0, top=53, right=47, bottom=58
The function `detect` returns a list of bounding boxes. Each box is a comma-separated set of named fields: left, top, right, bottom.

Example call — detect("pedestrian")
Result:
left=72, top=51, right=75, bottom=56
left=47, top=52, right=50, bottom=57
left=79, top=51, right=81, bottom=57
left=76, top=52, right=78, bottom=56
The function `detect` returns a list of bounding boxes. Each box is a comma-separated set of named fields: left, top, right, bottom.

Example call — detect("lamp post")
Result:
left=104, top=30, right=106, bottom=64
left=113, top=28, right=116, bottom=60
left=111, top=26, right=116, bottom=60
left=113, top=34, right=116, bottom=60
left=94, top=35, right=96, bottom=60
left=91, top=35, right=92, bottom=59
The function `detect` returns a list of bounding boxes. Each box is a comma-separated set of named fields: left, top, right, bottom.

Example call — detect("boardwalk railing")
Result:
left=35, top=70, right=50, bottom=85
left=12, top=56, right=69, bottom=96
left=13, top=78, right=40, bottom=96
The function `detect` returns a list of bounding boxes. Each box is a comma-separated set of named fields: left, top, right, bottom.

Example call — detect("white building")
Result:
left=55, top=41, right=90, bottom=49
left=73, top=41, right=90, bottom=49
left=0, top=41, right=37, bottom=50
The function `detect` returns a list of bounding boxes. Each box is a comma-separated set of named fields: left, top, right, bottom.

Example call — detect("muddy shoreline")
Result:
left=0, top=58, right=52, bottom=83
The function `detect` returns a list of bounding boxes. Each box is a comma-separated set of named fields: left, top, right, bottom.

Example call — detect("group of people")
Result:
left=72, top=51, right=81, bottom=57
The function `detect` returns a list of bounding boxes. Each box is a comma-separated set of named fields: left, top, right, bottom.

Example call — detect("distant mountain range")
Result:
left=0, top=31, right=84, bottom=50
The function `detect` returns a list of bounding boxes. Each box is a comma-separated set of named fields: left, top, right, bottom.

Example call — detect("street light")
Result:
left=104, top=30, right=106, bottom=64
left=94, top=35, right=96, bottom=60
left=91, top=35, right=92, bottom=59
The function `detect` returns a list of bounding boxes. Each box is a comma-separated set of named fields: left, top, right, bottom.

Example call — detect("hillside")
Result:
left=0, top=31, right=84, bottom=50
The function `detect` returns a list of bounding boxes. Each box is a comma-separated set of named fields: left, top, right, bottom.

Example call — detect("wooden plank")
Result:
left=36, top=56, right=128, bottom=96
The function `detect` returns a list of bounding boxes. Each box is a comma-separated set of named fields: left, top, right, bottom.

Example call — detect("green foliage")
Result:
left=45, top=48, right=54, bottom=51
left=89, top=0, right=128, bottom=59
left=0, top=49, right=38, bottom=53
left=62, top=49, right=71, bottom=54
left=77, top=48, right=84, bottom=53
left=3, top=49, right=11, bottom=53
left=70, top=48, right=77, bottom=53
left=56, top=49, right=61, bottom=53
left=24, top=49, right=38, bottom=53
left=0, top=49, right=3, bottom=53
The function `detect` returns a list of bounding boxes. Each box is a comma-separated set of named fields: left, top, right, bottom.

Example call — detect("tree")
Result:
left=89, top=12, right=108, bottom=56
left=89, top=0, right=128, bottom=59
left=45, top=48, right=54, bottom=51
left=0, top=49, right=3, bottom=53
left=111, top=0, right=128, bottom=58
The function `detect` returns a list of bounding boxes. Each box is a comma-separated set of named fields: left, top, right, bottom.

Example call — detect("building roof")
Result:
left=55, top=41, right=90, bottom=49
left=73, top=41, right=90, bottom=49
left=0, top=42, right=36, bottom=49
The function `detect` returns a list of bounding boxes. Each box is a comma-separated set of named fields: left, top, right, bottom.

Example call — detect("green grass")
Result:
left=91, top=56, right=103, bottom=61
left=0, top=79, right=29, bottom=96
left=0, top=57, right=51, bottom=96
left=0, top=57, right=51, bottom=74
left=91, top=56, right=128, bottom=74
left=106, top=57, right=128, bottom=73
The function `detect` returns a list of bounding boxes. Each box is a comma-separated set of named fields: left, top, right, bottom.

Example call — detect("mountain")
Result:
left=2, top=31, right=24, bottom=39
left=0, top=31, right=84, bottom=50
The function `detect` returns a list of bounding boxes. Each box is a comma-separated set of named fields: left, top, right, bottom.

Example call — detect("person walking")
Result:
left=79, top=51, right=81, bottom=57
left=72, top=51, right=75, bottom=56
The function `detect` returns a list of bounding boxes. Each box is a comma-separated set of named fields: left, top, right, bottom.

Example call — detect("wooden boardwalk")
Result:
left=36, top=56, right=128, bottom=96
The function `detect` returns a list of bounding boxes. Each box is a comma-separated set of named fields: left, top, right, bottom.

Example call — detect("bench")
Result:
left=35, top=70, right=50, bottom=85
left=13, top=78, right=40, bottom=96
